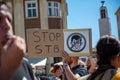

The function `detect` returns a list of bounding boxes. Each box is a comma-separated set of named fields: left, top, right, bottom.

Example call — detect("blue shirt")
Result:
left=71, top=65, right=87, bottom=76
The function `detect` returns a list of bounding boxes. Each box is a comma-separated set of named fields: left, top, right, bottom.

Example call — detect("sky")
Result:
left=66, top=0, right=120, bottom=48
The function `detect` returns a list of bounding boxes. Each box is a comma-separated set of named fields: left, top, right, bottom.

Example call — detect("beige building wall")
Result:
left=62, top=0, right=68, bottom=29
left=39, top=0, right=48, bottom=29
left=13, top=0, right=25, bottom=39
left=38, top=0, right=68, bottom=29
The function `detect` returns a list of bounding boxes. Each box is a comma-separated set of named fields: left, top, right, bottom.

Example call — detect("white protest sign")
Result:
left=64, top=29, right=92, bottom=56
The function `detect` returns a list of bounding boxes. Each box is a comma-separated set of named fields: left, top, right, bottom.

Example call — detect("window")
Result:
left=101, top=9, right=106, bottom=18
left=25, top=0, right=38, bottom=18
left=48, top=1, right=62, bottom=17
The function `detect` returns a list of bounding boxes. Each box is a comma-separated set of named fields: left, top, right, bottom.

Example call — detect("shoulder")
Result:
left=13, top=58, right=34, bottom=80
left=111, top=72, right=120, bottom=80
left=101, top=69, right=117, bottom=80
left=23, top=57, right=29, bottom=62
left=22, top=57, right=32, bottom=68
left=91, top=69, right=117, bottom=80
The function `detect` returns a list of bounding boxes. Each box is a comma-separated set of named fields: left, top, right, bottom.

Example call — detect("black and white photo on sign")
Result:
left=64, top=29, right=91, bottom=56
left=66, top=33, right=86, bottom=52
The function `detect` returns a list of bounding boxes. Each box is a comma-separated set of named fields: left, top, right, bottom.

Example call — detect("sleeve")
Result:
left=78, top=68, right=88, bottom=76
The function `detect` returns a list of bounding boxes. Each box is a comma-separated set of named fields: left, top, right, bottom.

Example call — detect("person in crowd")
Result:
left=62, top=53, right=88, bottom=80
left=0, top=1, right=35, bottom=80
left=63, top=35, right=120, bottom=80
left=86, top=56, right=97, bottom=74
left=49, top=64, right=64, bottom=80
left=86, top=35, right=120, bottom=80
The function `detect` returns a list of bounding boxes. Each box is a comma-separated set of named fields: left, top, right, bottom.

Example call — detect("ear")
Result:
left=116, top=55, right=120, bottom=67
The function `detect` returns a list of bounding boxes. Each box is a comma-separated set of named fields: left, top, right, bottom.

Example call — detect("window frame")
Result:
left=25, top=0, right=38, bottom=19
left=48, top=1, right=62, bottom=17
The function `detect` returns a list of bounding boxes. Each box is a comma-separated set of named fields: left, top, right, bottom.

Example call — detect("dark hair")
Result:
left=96, top=35, right=120, bottom=65
left=88, top=35, right=120, bottom=80
left=71, top=35, right=81, bottom=42
left=49, top=65, right=61, bottom=74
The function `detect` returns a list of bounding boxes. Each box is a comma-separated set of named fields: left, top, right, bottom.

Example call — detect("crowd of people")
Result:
left=0, top=1, right=120, bottom=80
left=61, top=35, right=120, bottom=80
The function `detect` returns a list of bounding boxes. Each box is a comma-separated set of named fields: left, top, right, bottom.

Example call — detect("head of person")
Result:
left=67, top=56, right=79, bottom=65
left=49, top=65, right=63, bottom=76
left=71, top=35, right=82, bottom=50
left=0, top=1, right=13, bottom=48
left=96, top=35, right=120, bottom=68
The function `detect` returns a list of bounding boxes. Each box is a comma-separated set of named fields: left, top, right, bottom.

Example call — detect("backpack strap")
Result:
left=98, top=69, right=116, bottom=80
left=98, top=72, right=105, bottom=80
left=110, top=69, right=116, bottom=79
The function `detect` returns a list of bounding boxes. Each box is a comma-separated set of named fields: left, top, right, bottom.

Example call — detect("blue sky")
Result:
left=66, top=0, right=120, bottom=48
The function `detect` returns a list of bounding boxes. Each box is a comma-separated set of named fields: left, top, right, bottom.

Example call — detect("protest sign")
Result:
left=27, top=29, right=92, bottom=57
left=64, top=29, right=92, bottom=56
left=27, top=29, right=64, bottom=57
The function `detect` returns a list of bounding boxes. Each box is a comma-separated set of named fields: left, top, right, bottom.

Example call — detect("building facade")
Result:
left=11, top=0, right=68, bottom=39
left=5, top=0, right=68, bottom=75
left=115, top=7, right=120, bottom=40
left=5, top=0, right=67, bottom=52
left=98, top=1, right=111, bottom=37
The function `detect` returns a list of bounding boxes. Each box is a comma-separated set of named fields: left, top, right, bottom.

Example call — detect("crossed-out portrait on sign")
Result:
left=67, top=33, right=86, bottom=52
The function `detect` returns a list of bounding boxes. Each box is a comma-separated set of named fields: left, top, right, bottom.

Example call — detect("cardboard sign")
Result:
left=64, top=29, right=92, bottom=56
left=27, top=29, right=64, bottom=57
left=27, top=29, right=92, bottom=57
